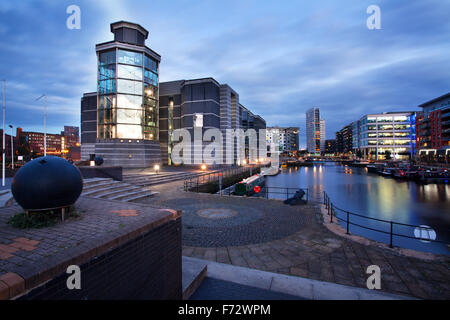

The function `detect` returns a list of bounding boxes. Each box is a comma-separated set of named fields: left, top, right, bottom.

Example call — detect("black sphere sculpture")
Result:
left=94, top=156, right=104, bottom=166
left=12, top=156, right=83, bottom=211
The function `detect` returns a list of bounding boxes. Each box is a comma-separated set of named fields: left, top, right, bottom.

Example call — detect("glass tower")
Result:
left=96, top=21, right=160, bottom=142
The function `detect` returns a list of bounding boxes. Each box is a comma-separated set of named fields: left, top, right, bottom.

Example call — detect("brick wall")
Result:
left=20, top=218, right=181, bottom=300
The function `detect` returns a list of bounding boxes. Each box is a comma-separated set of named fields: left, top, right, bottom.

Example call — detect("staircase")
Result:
left=122, top=171, right=208, bottom=187
left=82, top=178, right=158, bottom=202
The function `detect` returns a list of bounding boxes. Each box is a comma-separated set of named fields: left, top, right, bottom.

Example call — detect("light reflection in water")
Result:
left=266, top=163, right=450, bottom=254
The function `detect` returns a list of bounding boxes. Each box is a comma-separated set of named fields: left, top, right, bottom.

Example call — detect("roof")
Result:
left=418, top=92, right=450, bottom=108
left=110, top=21, right=149, bottom=39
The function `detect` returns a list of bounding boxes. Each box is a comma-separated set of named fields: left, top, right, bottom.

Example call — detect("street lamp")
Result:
left=8, top=125, right=13, bottom=169
left=154, top=164, right=160, bottom=174
left=35, top=94, right=47, bottom=157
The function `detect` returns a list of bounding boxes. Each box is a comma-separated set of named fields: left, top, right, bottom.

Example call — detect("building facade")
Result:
left=335, top=124, right=353, bottom=155
left=324, top=139, right=336, bottom=154
left=416, top=93, right=450, bottom=161
left=357, top=112, right=416, bottom=160
left=82, top=21, right=162, bottom=167
left=158, top=78, right=266, bottom=166
left=306, top=107, right=325, bottom=154
left=266, top=127, right=299, bottom=153
left=81, top=22, right=267, bottom=167
left=81, top=92, right=97, bottom=159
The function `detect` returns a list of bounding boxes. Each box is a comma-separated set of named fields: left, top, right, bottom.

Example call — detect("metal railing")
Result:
left=221, top=186, right=309, bottom=203
left=183, top=165, right=264, bottom=192
left=323, top=191, right=449, bottom=248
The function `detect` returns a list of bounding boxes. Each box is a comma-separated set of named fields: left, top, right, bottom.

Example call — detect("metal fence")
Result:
left=183, top=165, right=263, bottom=192
left=323, top=191, right=449, bottom=248
left=221, top=186, right=309, bottom=202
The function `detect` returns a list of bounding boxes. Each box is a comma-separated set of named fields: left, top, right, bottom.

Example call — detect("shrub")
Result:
left=7, top=207, right=80, bottom=229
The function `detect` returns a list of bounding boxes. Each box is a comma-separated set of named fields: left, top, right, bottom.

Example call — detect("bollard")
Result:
left=346, top=211, right=350, bottom=234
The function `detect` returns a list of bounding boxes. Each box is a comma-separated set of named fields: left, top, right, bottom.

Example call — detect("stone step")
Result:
left=83, top=181, right=130, bottom=196
left=83, top=183, right=136, bottom=197
left=83, top=178, right=114, bottom=187
left=125, top=172, right=202, bottom=186
left=98, top=185, right=144, bottom=199
left=182, top=256, right=208, bottom=300
left=114, top=190, right=159, bottom=202
left=122, top=173, right=189, bottom=183
left=0, top=191, right=13, bottom=207
left=82, top=180, right=123, bottom=193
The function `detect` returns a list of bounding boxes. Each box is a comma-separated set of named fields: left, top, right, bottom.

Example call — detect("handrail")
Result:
left=323, top=191, right=450, bottom=248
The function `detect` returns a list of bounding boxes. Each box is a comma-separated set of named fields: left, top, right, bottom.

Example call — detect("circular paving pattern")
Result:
left=196, top=208, right=238, bottom=219
left=159, top=196, right=314, bottom=247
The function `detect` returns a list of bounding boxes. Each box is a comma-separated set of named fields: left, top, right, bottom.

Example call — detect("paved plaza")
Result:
left=142, top=181, right=450, bottom=300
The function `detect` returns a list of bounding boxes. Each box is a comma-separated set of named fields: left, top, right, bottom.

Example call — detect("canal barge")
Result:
left=234, top=174, right=265, bottom=196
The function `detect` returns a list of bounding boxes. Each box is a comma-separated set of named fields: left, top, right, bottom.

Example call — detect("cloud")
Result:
left=0, top=0, right=449, bottom=143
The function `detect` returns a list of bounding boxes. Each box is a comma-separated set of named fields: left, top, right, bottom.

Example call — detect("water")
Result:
left=265, top=163, right=450, bottom=255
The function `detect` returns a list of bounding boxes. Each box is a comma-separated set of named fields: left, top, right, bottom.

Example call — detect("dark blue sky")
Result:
left=0, top=0, right=449, bottom=147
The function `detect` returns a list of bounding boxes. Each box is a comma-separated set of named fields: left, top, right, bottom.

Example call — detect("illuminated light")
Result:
left=201, top=164, right=207, bottom=171
left=154, top=164, right=160, bottom=172
left=90, top=161, right=95, bottom=167
left=242, top=159, right=247, bottom=165
left=253, top=186, right=261, bottom=193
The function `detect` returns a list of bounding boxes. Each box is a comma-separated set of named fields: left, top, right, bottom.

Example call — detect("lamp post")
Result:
left=35, top=94, right=47, bottom=156
left=8, top=125, right=13, bottom=169
left=2, top=80, right=5, bottom=187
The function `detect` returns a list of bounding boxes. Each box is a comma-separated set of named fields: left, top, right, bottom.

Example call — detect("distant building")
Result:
left=356, top=112, right=416, bottom=160
left=416, top=92, right=450, bottom=161
left=266, top=127, right=299, bottom=153
left=19, top=130, right=64, bottom=156
left=335, top=124, right=353, bottom=155
left=324, top=139, right=336, bottom=154
left=306, top=107, right=325, bottom=153
left=62, top=126, right=80, bottom=148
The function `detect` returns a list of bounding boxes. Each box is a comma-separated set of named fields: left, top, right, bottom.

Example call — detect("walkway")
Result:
left=140, top=180, right=450, bottom=300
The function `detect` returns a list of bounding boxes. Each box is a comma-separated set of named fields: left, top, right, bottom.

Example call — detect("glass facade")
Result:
left=357, top=113, right=416, bottom=160
left=97, top=48, right=159, bottom=140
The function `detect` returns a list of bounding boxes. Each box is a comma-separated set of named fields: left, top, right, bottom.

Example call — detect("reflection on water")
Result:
left=266, top=163, right=450, bottom=254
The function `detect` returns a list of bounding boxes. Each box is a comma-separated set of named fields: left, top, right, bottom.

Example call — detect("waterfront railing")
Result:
left=322, top=191, right=449, bottom=248
left=183, top=165, right=264, bottom=192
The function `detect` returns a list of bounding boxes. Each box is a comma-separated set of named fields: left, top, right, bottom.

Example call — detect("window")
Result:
left=117, top=109, right=142, bottom=125
left=99, top=50, right=116, bottom=66
left=144, top=70, right=158, bottom=86
left=117, top=94, right=142, bottom=109
left=144, top=55, right=158, bottom=73
left=116, top=124, right=142, bottom=139
left=98, top=79, right=116, bottom=94
left=118, top=64, right=142, bottom=81
left=117, top=79, right=143, bottom=95
left=99, top=64, right=115, bottom=80
left=118, top=49, right=142, bottom=66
